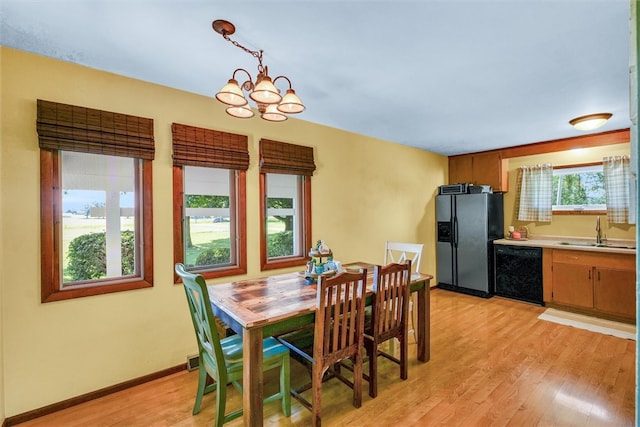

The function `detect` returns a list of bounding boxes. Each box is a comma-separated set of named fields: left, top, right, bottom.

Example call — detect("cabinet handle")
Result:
left=588, top=269, right=591, bottom=280
left=597, top=271, right=600, bottom=281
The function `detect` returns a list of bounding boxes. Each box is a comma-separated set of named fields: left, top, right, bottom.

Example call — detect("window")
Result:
left=38, top=100, right=154, bottom=302
left=172, top=123, right=248, bottom=279
left=259, top=139, right=315, bottom=271
left=552, top=163, right=605, bottom=213
left=265, top=173, right=305, bottom=256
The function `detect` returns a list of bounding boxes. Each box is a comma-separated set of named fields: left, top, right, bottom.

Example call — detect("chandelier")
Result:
left=212, top=19, right=305, bottom=122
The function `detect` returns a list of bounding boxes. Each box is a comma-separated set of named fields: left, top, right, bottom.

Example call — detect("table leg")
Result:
left=243, top=327, right=263, bottom=427
left=416, top=280, right=431, bottom=362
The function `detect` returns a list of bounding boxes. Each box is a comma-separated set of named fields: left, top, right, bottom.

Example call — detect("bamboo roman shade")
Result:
left=259, top=139, right=316, bottom=176
left=36, top=99, right=155, bottom=160
left=172, top=123, right=249, bottom=170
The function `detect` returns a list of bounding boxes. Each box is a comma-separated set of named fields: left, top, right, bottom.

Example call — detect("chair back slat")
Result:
left=384, top=241, right=423, bottom=274
left=314, top=269, right=366, bottom=366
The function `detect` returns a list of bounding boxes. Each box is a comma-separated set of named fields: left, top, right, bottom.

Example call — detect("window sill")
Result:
left=552, top=210, right=606, bottom=215
left=42, top=279, right=153, bottom=303
left=261, top=256, right=308, bottom=271
left=174, top=265, right=247, bottom=283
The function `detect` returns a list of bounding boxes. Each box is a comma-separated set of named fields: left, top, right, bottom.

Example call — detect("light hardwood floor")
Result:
left=17, top=288, right=636, bottom=426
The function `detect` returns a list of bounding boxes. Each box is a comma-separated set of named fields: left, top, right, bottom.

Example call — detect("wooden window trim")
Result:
left=259, top=173, right=312, bottom=271
left=40, top=151, right=154, bottom=302
left=553, top=210, right=607, bottom=216
left=172, top=166, right=247, bottom=282
left=553, top=161, right=602, bottom=170
left=170, top=123, right=248, bottom=282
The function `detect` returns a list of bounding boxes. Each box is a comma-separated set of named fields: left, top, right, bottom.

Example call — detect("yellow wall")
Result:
left=504, top=143, right=635, bottom=239
left=0, top=47, right=447, bottom=417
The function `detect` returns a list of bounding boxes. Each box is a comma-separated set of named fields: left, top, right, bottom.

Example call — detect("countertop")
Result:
left=494, top=235, right=636, bottom=255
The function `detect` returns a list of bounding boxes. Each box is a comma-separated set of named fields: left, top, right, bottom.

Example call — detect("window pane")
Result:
left=61, top=152, right=139, bottom=285
left=552, top=165, right=606, bottom=211
left=183, top=166, right=233, bottom=269
left=266, top=173, right=301, bottom=258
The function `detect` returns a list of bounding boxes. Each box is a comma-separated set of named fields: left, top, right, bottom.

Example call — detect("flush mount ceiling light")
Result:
left=212, top=19, right=305, bottom=122
left=569, top=113, right=612, bottom=131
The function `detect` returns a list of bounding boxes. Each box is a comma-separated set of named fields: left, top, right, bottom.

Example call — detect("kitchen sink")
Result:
left=558, top=241, right=597, bottom=247
left=600, top=244, right=637, bottom=249
left=558, top=241, right=636, bottom=249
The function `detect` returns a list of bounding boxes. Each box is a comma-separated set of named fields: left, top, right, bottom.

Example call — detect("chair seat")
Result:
left=223, top=335, right=290, bottom=369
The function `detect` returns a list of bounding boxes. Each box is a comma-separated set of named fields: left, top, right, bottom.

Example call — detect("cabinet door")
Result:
left=594, top=268, right=636, bottom=319
left=472, top=152, right=503, bottom=190
left=552, top=262, right=594, bottom=308
left=449, top=155, right=473, bottom=184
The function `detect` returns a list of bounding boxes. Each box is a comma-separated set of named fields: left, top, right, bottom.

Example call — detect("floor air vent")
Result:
left=186, top=354, right=199, bottom=371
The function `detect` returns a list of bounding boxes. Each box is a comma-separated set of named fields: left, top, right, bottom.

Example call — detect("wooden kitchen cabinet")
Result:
left=448, top=151, right=508, bottom=192
left=549, top=249, right=636, bottom=322
left=551, top=262, right=594, bottom=308
left=449, top=155, right=473, bottom=185
left=594, top=267, right=636, bottom=318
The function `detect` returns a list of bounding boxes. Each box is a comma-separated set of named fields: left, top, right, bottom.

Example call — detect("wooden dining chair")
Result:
left=363, top=260, right=411, bottom=398
left=384, top=241, right=423, bottom=276
left=175, top=263, right=291, bottom=426
left=384, top=241, right=423, bottom=340
left=276, top=268, right=367, bottom=427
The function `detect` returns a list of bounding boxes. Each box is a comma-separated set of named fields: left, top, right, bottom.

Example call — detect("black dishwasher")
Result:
left=493, top=245, right=543, bottom=305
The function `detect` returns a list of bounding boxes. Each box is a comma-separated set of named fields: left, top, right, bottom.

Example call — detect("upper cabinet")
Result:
left=447, top=129, right=630, bottom=194
left=448, top=155, right=473, bottom=185
left=449, top=151, right=508, bottom=192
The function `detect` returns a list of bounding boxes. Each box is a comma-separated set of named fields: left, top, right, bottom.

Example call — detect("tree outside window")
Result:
left=552, top=164, right=606, bottom=212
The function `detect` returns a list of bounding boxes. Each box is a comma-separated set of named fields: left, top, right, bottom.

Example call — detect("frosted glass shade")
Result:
left=226, top=104, right=254, bottom=118
left=277, top=89, right=305, bottom=114
left=250, top=76, right=282, bottom=105
left=569, top=113, right=612, bottom=131
left=216, top=79, right=248, bottom=106
left=261, top=104, right=287, bottom=122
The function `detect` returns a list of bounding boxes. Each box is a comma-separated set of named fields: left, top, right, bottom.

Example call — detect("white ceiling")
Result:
left=1, top=0, right=632, bottom=155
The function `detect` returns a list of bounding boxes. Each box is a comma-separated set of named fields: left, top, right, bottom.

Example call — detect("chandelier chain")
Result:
left=222, top=32, right=265, bottom=73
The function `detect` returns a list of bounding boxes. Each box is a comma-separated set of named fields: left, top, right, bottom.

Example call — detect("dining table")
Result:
left=207, top=262, right=433, bottom=427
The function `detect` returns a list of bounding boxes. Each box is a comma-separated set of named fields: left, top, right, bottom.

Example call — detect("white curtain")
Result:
left=516, top=163, right=553, bottom=222
left=603, top=155, right=634, bottom=224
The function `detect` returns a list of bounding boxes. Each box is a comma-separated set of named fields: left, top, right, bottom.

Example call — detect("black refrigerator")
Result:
left=436, top=192, right=504, bottom=298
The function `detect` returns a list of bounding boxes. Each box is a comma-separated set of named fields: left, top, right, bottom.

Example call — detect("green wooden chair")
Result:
left=175, top=263, right=291, bottom=426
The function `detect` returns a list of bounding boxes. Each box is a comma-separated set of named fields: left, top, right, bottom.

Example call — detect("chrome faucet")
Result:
left=596, top=216, right=602, bottom=245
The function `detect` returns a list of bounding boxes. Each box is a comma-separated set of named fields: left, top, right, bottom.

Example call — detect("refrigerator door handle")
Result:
left=453, top=215, right=459, bottom=248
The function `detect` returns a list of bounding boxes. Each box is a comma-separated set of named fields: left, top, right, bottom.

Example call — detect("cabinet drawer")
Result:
left=552, top=249, right=635, bottom=269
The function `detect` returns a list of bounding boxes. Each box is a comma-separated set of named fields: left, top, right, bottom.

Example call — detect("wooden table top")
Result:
left=208, top=262, right=432, bottom=330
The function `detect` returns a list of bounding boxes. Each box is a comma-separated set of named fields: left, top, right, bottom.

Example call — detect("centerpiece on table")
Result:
left=303, top=240, right=342, bottom=282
